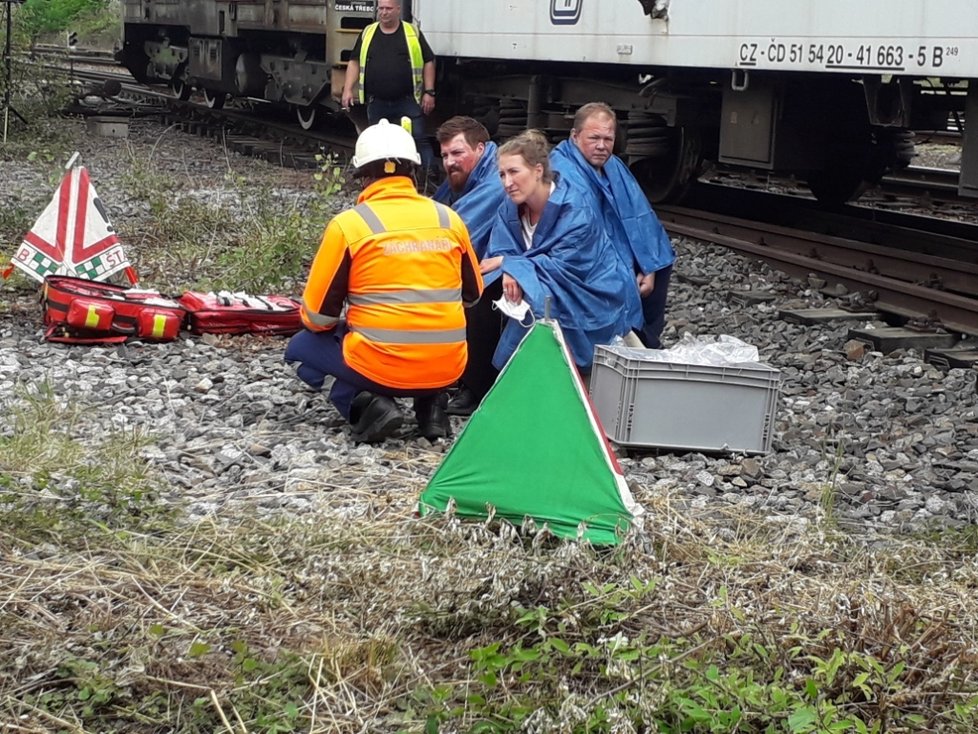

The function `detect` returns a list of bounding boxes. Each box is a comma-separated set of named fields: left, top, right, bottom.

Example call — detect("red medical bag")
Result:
left=177, top=291, right=302, bottom=336
left=43, top=275, right=186, bottom=344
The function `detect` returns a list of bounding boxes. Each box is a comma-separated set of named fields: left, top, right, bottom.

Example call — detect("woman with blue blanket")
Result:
left=481, top=130, right=641, bottom=372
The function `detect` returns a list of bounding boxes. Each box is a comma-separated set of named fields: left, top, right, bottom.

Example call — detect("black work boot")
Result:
left=446, top=385, right=481, bottom=416
left=349, top=392, right=403, bottom=443
left=414, top=392, right=451, bottom=440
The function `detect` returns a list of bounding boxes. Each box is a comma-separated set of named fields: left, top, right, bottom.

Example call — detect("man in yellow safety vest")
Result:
left=342, top=0, right=436, bottom=170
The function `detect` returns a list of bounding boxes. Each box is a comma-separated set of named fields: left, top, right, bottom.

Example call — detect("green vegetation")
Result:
left=2, top=382, right=977, bottom=733
left=8, top=0, right=119, bottom=48
left=0, top=0, right=120, bottom=144
left=118, top=144, right=349, bottom=292
left=0, top=58, right=75, bottom=136
left=0, top=382, right=174, bottom=539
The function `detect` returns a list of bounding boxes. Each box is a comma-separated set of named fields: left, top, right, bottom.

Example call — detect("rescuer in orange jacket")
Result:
left=285, top=119, right=483, bottom=443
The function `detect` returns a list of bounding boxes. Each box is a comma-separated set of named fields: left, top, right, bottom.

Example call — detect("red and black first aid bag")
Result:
left=178, top=291, right=302, bottom=336
left=43, top=275, right=186, bottom=344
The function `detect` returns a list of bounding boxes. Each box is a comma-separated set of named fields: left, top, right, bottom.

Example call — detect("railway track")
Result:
left=74, top=79, right=356, bottom=169
left=879, top=165, right=960, bottom=196
left=704, top=162, right=973, bottom=212
left=23, top=47, right=359, bottom=167
left=658, top=194, right=978, bottom=339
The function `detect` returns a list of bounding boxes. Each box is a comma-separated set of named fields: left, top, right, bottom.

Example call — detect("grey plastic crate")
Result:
left=589, top=345, right=781, bottom=454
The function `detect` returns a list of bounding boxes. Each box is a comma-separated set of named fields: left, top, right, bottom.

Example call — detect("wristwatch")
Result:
left=423, top=89, right=436, bottom=96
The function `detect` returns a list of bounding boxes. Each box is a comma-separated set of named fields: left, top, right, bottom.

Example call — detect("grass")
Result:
left=2, top=375, right=977, bottom=730
left=1, top=386, right=977, bottom=733
left=116, top=140, right=349, bottom=293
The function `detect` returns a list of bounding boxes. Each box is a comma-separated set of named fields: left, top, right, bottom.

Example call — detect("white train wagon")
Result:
left=414, top=0, right=978, bottom=203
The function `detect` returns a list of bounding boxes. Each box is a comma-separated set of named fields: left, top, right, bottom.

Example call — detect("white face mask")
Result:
left=492, top=296, right=534, bottom=326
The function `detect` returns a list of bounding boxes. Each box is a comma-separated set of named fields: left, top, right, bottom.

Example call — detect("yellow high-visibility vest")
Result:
left=357, top=21, right=424, bottom=104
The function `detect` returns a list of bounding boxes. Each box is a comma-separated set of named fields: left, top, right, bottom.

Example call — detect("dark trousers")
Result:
left=638, top=263, right=673, bottom=349
left=284, top=326, right=440, bottom=420
left=460, top=279, right=503, bottom=398
left=367, top=95, right=433, bottom=170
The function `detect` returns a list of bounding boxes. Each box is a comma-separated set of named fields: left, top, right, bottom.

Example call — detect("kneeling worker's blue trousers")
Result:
left=284, top=327, right=439, bottom=420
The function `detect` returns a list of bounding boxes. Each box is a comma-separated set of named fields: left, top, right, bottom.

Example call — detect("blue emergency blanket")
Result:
left=551, top=139, right=675, bottom=275
left=485, top=176, right=641, bottom=370
left=433, top=141, right=507, bottom=259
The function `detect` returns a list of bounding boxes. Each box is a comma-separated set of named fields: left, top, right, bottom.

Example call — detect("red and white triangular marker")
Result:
left=7, top=153, right=137, bottom=284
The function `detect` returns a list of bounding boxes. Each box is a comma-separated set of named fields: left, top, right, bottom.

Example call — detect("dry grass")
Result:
left=2, top=465, right=978, bottom=732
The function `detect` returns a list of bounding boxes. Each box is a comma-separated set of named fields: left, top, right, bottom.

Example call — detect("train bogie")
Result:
left=117, top=0, right=374, bottom=123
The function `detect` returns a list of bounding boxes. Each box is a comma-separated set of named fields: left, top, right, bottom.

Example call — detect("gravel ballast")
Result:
left=2, top=117, right=977, bottom=540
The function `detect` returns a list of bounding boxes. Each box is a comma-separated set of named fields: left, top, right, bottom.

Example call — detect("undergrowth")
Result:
left=6, top=383, right=973, bottom=730
left=1, top=434, right=977, bottom=733
left=119, top=145, right=349, bottom=293
left=0, top=61, right=76, bottom=155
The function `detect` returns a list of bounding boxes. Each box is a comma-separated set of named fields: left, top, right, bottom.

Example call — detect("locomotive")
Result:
left=117, top=0, right=978, bottom=204
left=116, top=0, right=375, bottom=129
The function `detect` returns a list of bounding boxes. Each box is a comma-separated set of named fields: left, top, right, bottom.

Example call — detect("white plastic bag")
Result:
left=611, top=333, right=761, bottom=366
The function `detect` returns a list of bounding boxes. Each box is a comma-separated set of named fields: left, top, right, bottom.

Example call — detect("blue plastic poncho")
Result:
left=551, top=140, right=675, bottom=276
left=433, top=141, right=507, bottom=259
left=485, top=176, right=641, bottom=370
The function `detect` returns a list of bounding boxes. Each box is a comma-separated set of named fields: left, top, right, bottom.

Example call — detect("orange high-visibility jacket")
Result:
left=301, top=176, right=483, bottom=389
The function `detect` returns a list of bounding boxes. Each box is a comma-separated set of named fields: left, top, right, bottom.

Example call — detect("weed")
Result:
left=313, top=149, right=348, bottom=199
left=818, top=432, right=848, bottom=528
left=210, top=148, right=351, bottom=291
left=120, top=140, right=177, bottom=211
left=0, top=381, right=173, bottom=544
left=114, top=143, right=352, bottom=292
left=212, top=199, right=321, bottom=293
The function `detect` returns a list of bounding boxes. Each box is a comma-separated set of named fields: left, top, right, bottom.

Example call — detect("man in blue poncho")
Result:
left=551, top=102, right=676, bottom=348
left=434, top=116, right=506, bottom=259
left=433, top=116, right=508, bottom=415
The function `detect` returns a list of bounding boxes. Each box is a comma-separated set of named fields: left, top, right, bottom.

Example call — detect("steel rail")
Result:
left=658, top=206, right=978, bottom=336
left=52, top=62, right=358, bottom=163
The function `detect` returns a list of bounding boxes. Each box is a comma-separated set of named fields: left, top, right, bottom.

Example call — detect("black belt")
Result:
left=368, top=94, right=413, bottom=103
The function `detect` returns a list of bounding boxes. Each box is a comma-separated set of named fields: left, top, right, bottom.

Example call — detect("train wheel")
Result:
left=806, top=125, right=917, bottom=205
left=629, top=124, right=702, bottom=203
left=296, top=105, right=318, bottom=131
left=171, top=64, right=191, bottom=101
left=806, top=167, right=868, bottom=206
left=202, top=88, right=226, bottom=109
left=496, top=99, right=528, bottom=139
left=806, top=132, right=899, bottom=206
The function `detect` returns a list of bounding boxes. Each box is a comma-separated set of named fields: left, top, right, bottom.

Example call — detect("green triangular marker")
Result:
left=419, top=321, right=642, bottom=545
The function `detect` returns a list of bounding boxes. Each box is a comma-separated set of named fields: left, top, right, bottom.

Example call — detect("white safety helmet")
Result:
left=351, top=118, right=421, bottom=168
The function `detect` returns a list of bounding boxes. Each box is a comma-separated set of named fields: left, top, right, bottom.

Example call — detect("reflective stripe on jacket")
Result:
left=357, top=21, right=424, bottom=104
left=300, top=176, right=483, bottom=389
